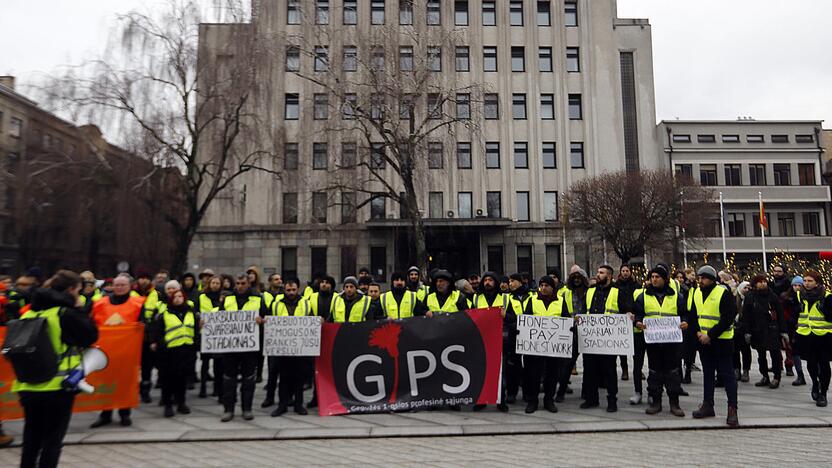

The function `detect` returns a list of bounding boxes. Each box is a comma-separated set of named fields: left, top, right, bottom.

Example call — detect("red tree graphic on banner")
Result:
left=369, top=323, right=402, bottom=403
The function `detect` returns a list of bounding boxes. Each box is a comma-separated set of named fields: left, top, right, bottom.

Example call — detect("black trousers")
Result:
left=633, top=332, right=646, bottom=394
left=222, top=352, right=258, bottom=412
left=265, top=356, right=281, bottom=399
left=19, top=391, right=75, bottom=468
left=757, top=342, right=783, bottom=380
left=682, top=328, right=698, bottom=370
left=160, top=346, right=195, bottom=406
left=701, top=344, right=738, bottom=408
left=802, top=333, right=832, bottom=394
left=733, top=337, right=752, bottom=372
left=504, top=349, right=523, bottom=400
left=646, top=343, right=683, bottom=402
left=582, top=354, right=618, bottom=404
left=523, top=356, right=562, bottom=405
left=200, top=354, right=224, bottom=396
left=278, top=357, right=308, bottom=408
left=141, top=342, right=156, bottom=384
left=97, top=408, right=131, bottom=421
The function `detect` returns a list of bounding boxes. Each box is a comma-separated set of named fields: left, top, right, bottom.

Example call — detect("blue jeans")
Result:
left=701, top=348, right=738, bottom=408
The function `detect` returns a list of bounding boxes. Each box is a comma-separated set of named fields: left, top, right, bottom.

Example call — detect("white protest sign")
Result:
left=264, top=316, right=322, bottom=356
left=515, top=315, right=573, bottom=358
left=643, top=316, right=683, bottom=344
left=577, top=314, right=634, bottom=356
left=200, top=310, right=260, bottom=353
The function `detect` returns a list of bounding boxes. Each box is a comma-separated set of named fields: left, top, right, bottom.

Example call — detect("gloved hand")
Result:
left=744, top=333, right=752, bottom=345
left=781, top=333, right=790, bottom=344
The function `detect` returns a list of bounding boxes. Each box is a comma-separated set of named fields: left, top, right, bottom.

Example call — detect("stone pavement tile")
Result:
left=738, top=416, right=829, bottom=428
left=62, top=432, right=91, bottom=444
left=639, top=417, right=726, bottom=430
left=553, top=420, right=648, bottom=433
left=178, top=416, right=253, bottom=430
left=131, top=417, right=198, bottom=431
left=369, top=425, right=464, bottom=437
left=461, top=422, right=555, bottom=435
left=179, top=429, right=277, bottom=441
left=519, top=409, right=603, bottom=423
left=82, top=430, right=188, bottom=444
left=395, top=411, right=497, bottom=425
left=276, top=427, right=371, bottom=439
left=247, top=416, right=319, bottom=430
left=294, top=414, right=376, bottom=427
left=453, top=411, right=551, bottom=424
left=341, top=413, right=443, bottom=427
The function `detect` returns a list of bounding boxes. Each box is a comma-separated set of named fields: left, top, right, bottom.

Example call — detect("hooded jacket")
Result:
left=28, top=288, right=99, bottom=348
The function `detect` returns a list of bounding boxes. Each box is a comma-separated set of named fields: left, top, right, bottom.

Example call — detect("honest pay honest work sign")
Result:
left=515, top=315, right=574, bottom=358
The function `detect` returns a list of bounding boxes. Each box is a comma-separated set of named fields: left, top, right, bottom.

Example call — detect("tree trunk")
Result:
left=402, top=175, right=428, bottom=275
left=170, top=215, right=199, bottom=277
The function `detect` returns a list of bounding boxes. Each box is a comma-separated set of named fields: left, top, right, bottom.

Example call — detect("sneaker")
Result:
left=164, top=406, right=175, bottom=418
left=629, top=393, right=642, bottom=405
left=271, top=406, right=288, bottom=417
left=726, top=406, right=739, bottom=427
left=242, top=411, right=254, bottom=421
left=177, top=404, right=191, bottom=415
left=221, top=411, right=234, bottom=422
left=692, top=402, right=715, bottom=419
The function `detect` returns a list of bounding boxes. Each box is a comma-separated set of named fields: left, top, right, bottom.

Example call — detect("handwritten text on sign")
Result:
left=201, top=310, right=260, bottom=353
left=577, top=314, right=634, bottom=356
left=515, top=315, right=573, bottom=358
left=643, top=317, right=683, bottom=344
left=264, top=316, right=322, bottom=356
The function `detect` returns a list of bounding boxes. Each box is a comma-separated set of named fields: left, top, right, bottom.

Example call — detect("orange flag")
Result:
left=759, top=199, right=768, bottom=230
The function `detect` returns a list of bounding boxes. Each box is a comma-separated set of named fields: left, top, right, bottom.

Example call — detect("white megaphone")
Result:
left=62, top=347, right=109, bottom=394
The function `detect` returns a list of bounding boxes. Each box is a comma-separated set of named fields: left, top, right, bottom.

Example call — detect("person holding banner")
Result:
left=407, top=266, right=430, bottom=302
left=198, top=275, right=224, bottom=399
left=634, top=265, right=688, bottom=417
left=689, top=265, right=739, bottom=427
left=506, top=273, right=533, bottom=404
left=380, top=272, right=424, bottom=320
left=555, top=269, right=590, bottom=403
left=472, top=272, right=510, bottom=412
left=150, top=288, right=196, bottom=417
left=309, top=275, right=338, bottom=322
left=425, top=270, right=469, bottom=315
left=522, top=276, right=568, bottom=414
left=269, top=278, right=313, bottom=417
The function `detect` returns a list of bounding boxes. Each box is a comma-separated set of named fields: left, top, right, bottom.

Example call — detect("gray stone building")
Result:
left=660, top=120, right=830, bottom=266
left=190, top=0, right=660, bottom=282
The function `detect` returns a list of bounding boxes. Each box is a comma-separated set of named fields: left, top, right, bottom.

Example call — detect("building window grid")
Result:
left=486, top=142, right=501, bottom=169
left=773, top=164, right=791, bottom=186
left=537, top=1, right=551, bottom=26
left=427, top=0, right=441, bottom=25
left=316, top=0, right=330, bottom=24
left=455, top=46, right=470, bottom=72
left=455, top=1, right=469, bottom=25
left=540, top=94, right=555, bottom=119
left=509, top=0, right=524, bottom=26
left=568, top=94, right=582, bottom=120
left=566, top=47, right=580, bottom=72
left=487, top=191, right=502, bottom=218
left=539, top=47, right=553, bottom=72
left=428, top=141, right=444, bottom=169
left=344, top=0, right=358, bottom=24
left=699, top=164, right=717, bottom=186
left=457, top=142, right=472, bottom=169
left=313, top=142, right=328, bottom=169
left=484, top=46, right=498, bottom=72
left=512, top=94, right=527, bottom=120
left=564, top=0, right=578, bottom=27
left=484, top=93, right=500, bottom=119
left=516, top=192, right=530, bottom=222
left=804, top=212, right=821, bottom=236
left=511, top=46, right=525, bottom=72
left=724, top=164, right=741, bottom=186
left=544, top=191, right=558, bottom=221
left=372, top=0, right=386, bottom=24
left=482, top=1, right=497, bottom=25
left=542, top=142, right=557, bottom=169
left=513, top=142, right=529, bottom=169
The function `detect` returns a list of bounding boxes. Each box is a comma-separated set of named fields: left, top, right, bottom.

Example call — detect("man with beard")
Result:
left=523, top=276, right=569, bottom=414
left=507, top=273, right=533, bottom=404
left=381, top=272, right=425, bottom=319
left=306, top=275, right=339, bottom=409
left=270, top=278, right=313, bottom=416
left=337, top=277, right=370, bottom=322
left=425, top=270, right=469, bottom=314
left=770, top=264, right=791, bottom=297
left=357, top=276, right=372, bottom=296
left=581, top=265, right=630, bottom=413
left=742, top=275, right=786, bottom=389
left=555, top=268, right=590, bottom=402
left=406, top=266, right=429, bottom=302
left=616, top=265, right=638, bottom=381
left=468, top=274, right=481, bottom=293
left=547, top=268, right=564, bottom=294
left=471, top=272, right=510, bottom=412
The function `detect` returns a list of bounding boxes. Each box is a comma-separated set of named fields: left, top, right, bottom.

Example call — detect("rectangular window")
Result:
left=487, top=191, right=502, bottom=218
left=566, top=47, right=580, bottom=72
left=511, top=46, right=525, bottom=72
left=457, top=142, right=472, bottom=169
left=675, top=164, right=692, bottom=179
left=749, top=164, right=766, bottom=186
left=282, top=247, right=298, bottom=279
left=9, top=118, right=22, bottom=138
left=747, top=134, right=765, bottom=143
left=427, top=0, right=441, bottom=25
left=752, top=213, right=770, bottom=237
left=487, top=245, right=504, bottom=275
left=672, top=134, right=691, bottom=143
left=428, top=141, right=444, bottom=169
left=341, top=141, right=357, bottom=168
left=372, top=0, right=385, bottom=24
left=316, top=0, right=329, bottom=24
left=564, top=0, right=578, bottom=27
left=512, top=94, right=527, bottom=120
left=370, top=143, right=386, bottom=169
left=343, top=93, right=357, bottom=120
left=427, top=93, right=442, bottom=119
left=513, top=142, right=529, bottom=169
left=568, top=94, right=582, bottom=120
left=698, top=134, right=716, bottom=143
left=313, top=142, right=328, bottom=169
left=803, top=213, right=821, bottom=236
left=570, top=142, right=584, bottom=168
left=538, top=47, right=553, bottom=72
left=545, top=244, right=561, bottom=273
left=455, top=46, right=470, bottom=71
left=778, top=213, right=796, bottom=237
left=699, top=164, right=717, bottom=186
left=540, top=94, right=555, bottom=119
left=285, top=142, right=299, bottom=170
left=537, top=1, right=551, bottom=26
left=517, top=245, right=533, bottom=275
left=341, top=192, right=357, bottom=223
left=510, top=0, right=524, bottom=26
left=483, top=46, right=498, bottom=71
left=285, top=93, right=299, bottom=120
left=399, top=46, right=414, bottom=71
left=722, top=134, right=740, bottom=143
left=486, top=142, right=500, bottom=168
left=516, top=192, right=530, bottom=222
left=399, top=0, right=413, bottom=24
left=312, top=192, right=328, bottom=223
left=428, top=46, right=442, bottom=71
left=772, top=134, right=789, bottom=143
left=799, top=163, right=816, bottom=185
left=343, top=46, right=357, bottom=71
left=286, top=46, right=300, bottom=71
left=429, top=192, right=444, bottom=218
left=796, top=134, right=815, bottom=144
left=314, top=46, right=329, bottom=72
left=370, top=246, right=387, bottom=282
left=344, top=0, right=358, bottom=24
left=283, top=192, right=298, bottom=224
left=287, top=0, right=301, bottom=24
left=774, top=164, right=791, bottom=186
left=456, top=93, right=471, bottom=119
left=371, top=46, right=385, bottom=69
left=724, top=164, right=741, bottom=186
left=544, top=191, right=558, bottom=221
left=482, top=1, right=496, bottom=25
left=458, top=192, right=473, bottom=218
left=455, top=1, right=469, bottom=25
left=727, top=213, right=745, bottom=237
left=484, top=93, right=499, bottom=119
left=311, top=247, right=328, bottom=278
left=542, top=142, right=556, bottom=169
left=313, top=93, right=329, bottom=120
left=370, top=194, right=386, bottom=219
left=340, top=246, right=357, bottom=280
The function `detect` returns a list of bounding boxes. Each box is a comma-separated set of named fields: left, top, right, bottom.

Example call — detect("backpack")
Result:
left=2, top=314, right=60, bottom=384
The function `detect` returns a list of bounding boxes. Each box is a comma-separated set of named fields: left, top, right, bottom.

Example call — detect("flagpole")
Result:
left=760, top=191, right=768, bottom=272
left=681, top=190, right=688, bottom=269
left=719, top=191, right=727, bottom=267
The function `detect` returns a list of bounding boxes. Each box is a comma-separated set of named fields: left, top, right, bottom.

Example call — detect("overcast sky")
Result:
left=2, top=0, right=830, bottom=125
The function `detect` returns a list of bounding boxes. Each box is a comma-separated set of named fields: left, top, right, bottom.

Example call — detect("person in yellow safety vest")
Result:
left=506, top=273, right=533, bottom=404
left=425, top=270, right=469, bottom=316
left=337, top=277, right=370, bottom=322
left=13, top=270, right=99, bottom=468
left=219, top=274, right=269, bottom=422
left=555, top=268, right=590, bottom=402
left=304, top=274, right=337, bottom=411
left=406, top=266, right=430, bottom=302
left=263, top=273, right=284, bottom=310
left=689, top=265, right=739, bottom=427
left=198, top=268, right=215, bottom=293
left=634, top=265, right=689, bottom=417
left=149, top=288, right=196, bottom=418
left=580, top=265, right=631, bottom=413
left=472, top=272, right=511, bottom=412
left=629, top=284, right=648, bottom=405
left=522, top=276, right=569, bottom=415
left=268, top=278, right=315, bottom=417
left=793, top=270, right=832, bottom=407
left=198, top=275, right=225, bottom=399
left=381, top=272, right=426, bottom=319
left=78, top=271, right=103, bottom=311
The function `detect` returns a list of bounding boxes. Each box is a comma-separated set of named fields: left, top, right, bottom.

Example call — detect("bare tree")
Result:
left=564, top=170, right=716, bottom=264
